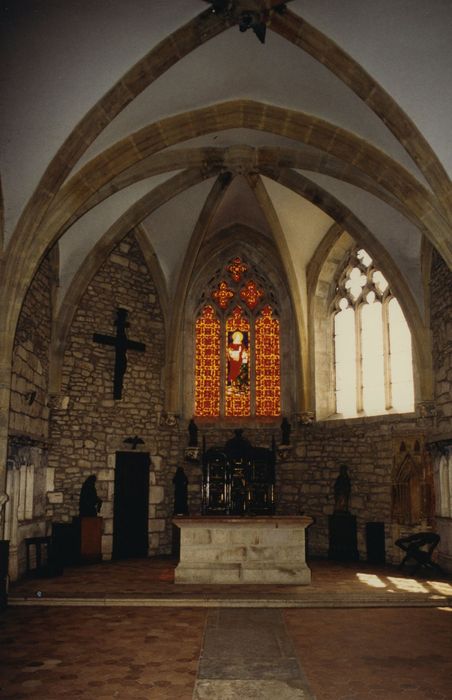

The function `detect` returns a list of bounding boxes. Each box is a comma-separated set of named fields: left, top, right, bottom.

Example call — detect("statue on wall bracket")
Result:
left=185, top=418, right=200, bottom=462
left=277, top=416, right=292, bottom=460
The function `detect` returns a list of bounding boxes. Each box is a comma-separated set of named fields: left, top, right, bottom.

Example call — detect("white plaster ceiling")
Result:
left=302, top=171, right=423, bottom=303
left=58, top=173, right=178, bottom=302
left=1, top=0, right=451, bottom=318
left=205, top=175, right=273, bottom=240
left=261, top=176, right=334, bottom=327
left=140, top=177, right=217, bottom=295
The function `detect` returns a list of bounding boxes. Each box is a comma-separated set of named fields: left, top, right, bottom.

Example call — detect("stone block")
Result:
left=46, top=467, right=55, bottom=492
left=175, top=563, right=241, bottom=584
left=151, top=518, right=166, bottom=532
left=151, top=455, right=163, bottom=471
left=150, top=486, right=164, bottom=504
left=47, top=492, right=64, bottom=504
left=102, top=534, right=113, bottom=554
left=96, top=468, right=114, bottom=481
left=181, top=528, right=212, bottom=545
left=210, top=529, right=232, bottom=546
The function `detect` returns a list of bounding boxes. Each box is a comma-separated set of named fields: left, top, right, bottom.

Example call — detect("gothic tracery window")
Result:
left=195, top=257, right=281, bottom=418
left=333, top=249, right=414, bottom=417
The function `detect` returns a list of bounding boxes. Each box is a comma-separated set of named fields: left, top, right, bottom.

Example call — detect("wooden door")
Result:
left=113, top=452, right=150, bottom=559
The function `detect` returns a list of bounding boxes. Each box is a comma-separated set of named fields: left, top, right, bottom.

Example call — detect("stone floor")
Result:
left=1, top=558, right=452, bottom=699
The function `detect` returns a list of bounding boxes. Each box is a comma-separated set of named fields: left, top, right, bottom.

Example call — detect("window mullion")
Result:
left=220, top=317, right=226, bottom=417
left=382, top=299, right=391, bottom=409
left=250, top=320, right=256, bottom=416
left=355, top=304, right=363, bottom=413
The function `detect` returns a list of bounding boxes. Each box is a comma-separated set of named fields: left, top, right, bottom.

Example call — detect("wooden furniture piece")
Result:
left=395, top=531, right=443, bottom=575
left=78, top=517, right=103, bottom=563
left=24, top=536, right=51, bottom=575
left=0, top=540, right=9, bottom=608
left=328, top=513, right=359, bottom=562
left=202, top=431, right=275, bottom=516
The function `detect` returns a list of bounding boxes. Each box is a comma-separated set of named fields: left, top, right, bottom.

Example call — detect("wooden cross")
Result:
left=93, top=308, right=146, bottom=400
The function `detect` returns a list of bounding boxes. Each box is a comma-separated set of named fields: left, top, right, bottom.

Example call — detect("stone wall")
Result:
left=10, top=253, right=52, bottom=439
left=430, top=250, right=452, bottom=436
left=188, top=415, right=434, bottom=564
left=429, top=251, right=452, bottom=571
left=6, top=252, right=53, bottom=576
left=48, top=234, right=178, bottom=558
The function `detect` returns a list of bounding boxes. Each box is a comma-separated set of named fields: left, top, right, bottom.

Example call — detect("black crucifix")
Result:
left=93, top=308, right=146, bottom=400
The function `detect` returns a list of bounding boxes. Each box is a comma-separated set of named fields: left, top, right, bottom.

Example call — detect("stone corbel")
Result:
left=277, top=444, right=292, bottom=460
left=296, top=411, right=315, bottom=425
left=416, top=401, right=437, bottom=419
left=0, top=492, right=8, bottom=518
left=185, top=446, right=200, bottom=463
left=158, top=411, right=179, bottom=429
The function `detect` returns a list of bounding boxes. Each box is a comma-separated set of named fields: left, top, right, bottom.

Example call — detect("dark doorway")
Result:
left=113, top=451, right=150, bottom=559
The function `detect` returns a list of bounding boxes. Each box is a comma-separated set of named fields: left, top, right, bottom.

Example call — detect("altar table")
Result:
left=173, top=516, right=312, bottom=585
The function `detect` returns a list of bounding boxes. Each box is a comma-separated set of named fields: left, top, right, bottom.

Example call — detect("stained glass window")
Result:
left=194, top=258, right=281, bottom=418
left=195, top=305, right=220, bottom=416
left=255, top=306, right=281, bottom=416
left=225, top=306, right=251, bottom=417
left=211, top=280, right=234, bottom=310
left=240, top=280, right=264, bottom=310
left=227, top=257, right=248, bottom=282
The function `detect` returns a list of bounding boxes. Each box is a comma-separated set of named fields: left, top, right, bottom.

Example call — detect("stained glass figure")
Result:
left=195, top=305, right=220, bottom=416
left=195, top=259, right=282, bottom=418
left=226, top=307, right=250, bottom=416
left=227, top=257, right=248, bottom=283
left=240, top=279, right=264, bottom=310
left=211, top=280, right=234, bottom=310
left=255, top=305, right=281, bottom=416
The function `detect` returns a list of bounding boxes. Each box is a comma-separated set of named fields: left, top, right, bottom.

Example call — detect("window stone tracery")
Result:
left=194, top=256, right=281, bottom=418
left=333, top=248, right=414, bottom=417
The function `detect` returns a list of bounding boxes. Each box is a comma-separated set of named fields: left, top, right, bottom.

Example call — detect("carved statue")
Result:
left=79, top=474, right=102, bottom=517
left=334, top=464, right=351, bottom=513
left=173, top=467, right=189, bottom=515
left=188, top=419, right=198, bottom=447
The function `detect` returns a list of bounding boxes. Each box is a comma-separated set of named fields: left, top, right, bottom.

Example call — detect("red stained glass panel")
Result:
left=227, top=257, right=248, bottom=283
left=255, top=305, right=281, bottom=416
left=195, top=305, right=220, bottom=416
left=211, top=280, right=234, bottom=310
left=225, top=306, right=250, bottom=416
left=240, top=279, right=264, bottom=310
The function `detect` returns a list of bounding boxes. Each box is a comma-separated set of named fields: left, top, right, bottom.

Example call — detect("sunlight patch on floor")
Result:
left=386, top=577, right=428, bottom=593
left=356, top=573, right=387, bottom=588
left=426, top=580, right=452, bottom=595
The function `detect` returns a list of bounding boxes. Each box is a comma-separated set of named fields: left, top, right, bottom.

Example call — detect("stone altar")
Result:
left=173, top=516, right=312, bottom=584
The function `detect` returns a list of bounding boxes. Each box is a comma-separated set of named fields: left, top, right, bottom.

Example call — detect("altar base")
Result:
left=173, top=516, right=312, bottom=585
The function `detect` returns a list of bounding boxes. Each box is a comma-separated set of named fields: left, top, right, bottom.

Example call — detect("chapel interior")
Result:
left=1, top=1, right=452, bottom=698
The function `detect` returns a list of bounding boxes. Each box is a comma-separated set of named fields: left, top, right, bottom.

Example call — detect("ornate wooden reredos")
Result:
left=202, top=429, right=276, bottom=516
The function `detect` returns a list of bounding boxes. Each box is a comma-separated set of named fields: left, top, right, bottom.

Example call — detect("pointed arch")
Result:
left=49, top=171, right=205, bottom=394
left=181, top=224, right=297, bottom=420
left=310, top=231, right=431, bottom=419
left=271, top=9, right=452, bottom=217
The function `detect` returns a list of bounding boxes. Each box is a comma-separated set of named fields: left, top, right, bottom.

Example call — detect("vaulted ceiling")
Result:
left=1, top=0, right=451, bottom=333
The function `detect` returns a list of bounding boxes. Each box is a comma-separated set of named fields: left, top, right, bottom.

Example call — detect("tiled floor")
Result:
left=8, top=556, right=452, bottom=607
left=1, top=558, right=452, bottom=699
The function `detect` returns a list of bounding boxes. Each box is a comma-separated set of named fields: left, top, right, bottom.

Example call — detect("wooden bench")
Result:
left=395, top=532, right=443, bottom=576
